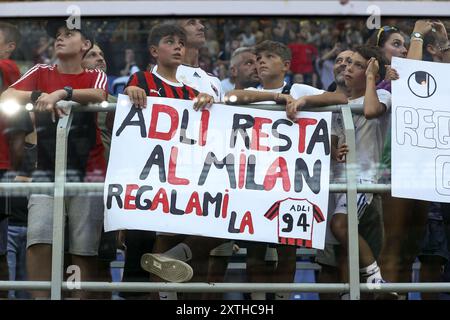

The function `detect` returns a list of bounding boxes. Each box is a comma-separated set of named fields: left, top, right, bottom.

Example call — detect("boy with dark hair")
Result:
left=120, top=24, right=214, bottom=297
left=125, top=24, right=211, bottom=106
left=256, top=39, right=292, bottom=61
left=0, top=19, right=107, bottom=299
left=224, top=40, right=347, bottom=300
left=330, top=45, right=396, bottom=299
left=147, top=19, right=235, bottom=300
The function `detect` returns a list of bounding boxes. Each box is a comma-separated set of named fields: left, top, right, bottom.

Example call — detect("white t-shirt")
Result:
left=130, top=65, right=140, bottom=76
left=153, top=64, right=223, bottom=102
left=246, top=82, right=324, bottom=104
left=176, top=64, right=223, bottom=102
left=332, top=89, right=391, bottom=183
left=221, top=78, right=235, bottom=95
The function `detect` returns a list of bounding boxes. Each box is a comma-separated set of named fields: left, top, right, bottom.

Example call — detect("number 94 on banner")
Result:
left=264, top=198, right=325, bottom=247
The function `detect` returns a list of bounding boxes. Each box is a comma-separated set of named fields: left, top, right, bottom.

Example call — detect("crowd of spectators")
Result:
left=8, top=18, right=449, bottom=94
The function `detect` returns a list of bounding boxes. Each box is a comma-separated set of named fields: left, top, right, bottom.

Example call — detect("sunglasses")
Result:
left=376, top=26, right=399, bottom=46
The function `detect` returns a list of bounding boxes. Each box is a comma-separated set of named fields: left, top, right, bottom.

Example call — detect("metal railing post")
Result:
left=341, top=105, right=360, bottom=300
left=50, top=106, right=73, bottom=300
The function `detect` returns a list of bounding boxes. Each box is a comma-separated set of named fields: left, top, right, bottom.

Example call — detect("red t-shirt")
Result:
left=0, top=59, right=21, bottom=170
left=11, top=64, right=107, bottom=180
left=288, top=43, right=318, bottom=74
left=0, top=59, right=20, bottom=92
left=84, top=115, right=107, bottom=182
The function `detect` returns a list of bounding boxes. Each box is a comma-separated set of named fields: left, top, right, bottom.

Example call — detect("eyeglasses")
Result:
left=376, top=26, right=399, bottom=46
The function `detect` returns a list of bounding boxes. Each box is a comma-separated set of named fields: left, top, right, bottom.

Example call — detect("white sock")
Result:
left=250, top=292, right=266, bottom=300
left=360, top=261, right=383, bottom=283
left=275, top=292, right=290, bottom=300
left=159, top=292, right=177, bottom=300
left=163, top=243, right=192, bottom=262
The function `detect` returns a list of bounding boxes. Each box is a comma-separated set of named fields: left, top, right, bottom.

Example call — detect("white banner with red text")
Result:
left=104, top=94, right=331, bottom=249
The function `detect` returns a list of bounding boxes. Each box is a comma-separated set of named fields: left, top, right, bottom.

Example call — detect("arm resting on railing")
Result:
left=0, top=88, right=32, bottom=104
left=224, top=89, right=280, bottom=105
left=286, top=92, right=348, bottom=120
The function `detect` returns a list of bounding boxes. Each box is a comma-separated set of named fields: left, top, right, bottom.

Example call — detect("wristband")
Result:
left=63, top=86, right=73, bottom=101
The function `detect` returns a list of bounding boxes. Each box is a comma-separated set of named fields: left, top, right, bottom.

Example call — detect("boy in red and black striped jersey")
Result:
left=0, top=20, right=107, bottom=299
left=117, top=24, right=214, bottom=300
left=125, top=66, right=198, bottom=101
left=123, top=24, right=213, bottom=109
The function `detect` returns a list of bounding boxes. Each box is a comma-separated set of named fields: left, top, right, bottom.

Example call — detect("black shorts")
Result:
left=98, top=230, right=118, bottom=262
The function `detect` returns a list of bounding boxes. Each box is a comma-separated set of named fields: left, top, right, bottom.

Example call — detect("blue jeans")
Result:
left=0, top=219, right=7, bottom=255
left=7, top=225, right=30, bottom=299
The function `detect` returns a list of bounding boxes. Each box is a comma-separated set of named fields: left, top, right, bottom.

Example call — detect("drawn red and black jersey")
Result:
left=126, top=70, right=198, bottom=100
left=264, top=198, right=325, bottom=247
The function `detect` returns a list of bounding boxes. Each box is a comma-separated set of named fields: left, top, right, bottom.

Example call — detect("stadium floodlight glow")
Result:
left=25, top=103, right=34, bottom=111
left=0, top=99, right=21, bottom=116
left=101, top=101, right=109, bottom=108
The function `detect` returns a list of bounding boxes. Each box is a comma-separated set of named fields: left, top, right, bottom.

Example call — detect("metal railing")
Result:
left=0, top=102, right=448, bottom=300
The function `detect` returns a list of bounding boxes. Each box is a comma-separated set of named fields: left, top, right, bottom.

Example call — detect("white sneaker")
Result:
left=340, top=292, right=350, bottom=300
left=370, top=278, right=399, bottom=300
left=141, top=253, right=193, bottom=283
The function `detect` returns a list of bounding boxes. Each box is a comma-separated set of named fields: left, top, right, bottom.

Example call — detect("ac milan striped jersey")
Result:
left=264, top=198, right=325, bottom=247
left=126, top=69, right=198, bottom=100
left=153, top=64, right=222, bottom=102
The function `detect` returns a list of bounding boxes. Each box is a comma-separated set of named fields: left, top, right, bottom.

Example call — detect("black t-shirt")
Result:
left=0, top=143, right=36, bottom=225
left=34, top=112, right=96, bottom=182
